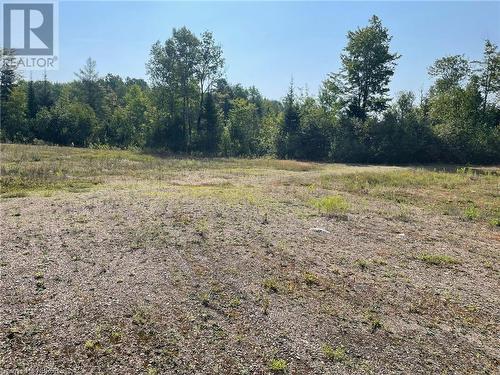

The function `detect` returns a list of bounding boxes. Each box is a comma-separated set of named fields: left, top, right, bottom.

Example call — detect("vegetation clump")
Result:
left=418, top=253, right=460, bottom=266
left=322, top=344, right=348, bottom=362
left=310, top=195, right=349, bottom=217
left=269, top=358, right=287, bottom=372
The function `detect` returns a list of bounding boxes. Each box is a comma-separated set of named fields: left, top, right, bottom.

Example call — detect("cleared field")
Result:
left=0, top=144, right=499, bottom=374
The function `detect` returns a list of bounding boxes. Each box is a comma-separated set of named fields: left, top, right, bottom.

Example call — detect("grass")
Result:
left=490, top=217, right=500, bottom=227
left=322, top=344, right=348, bottom=362
left=2, top=143, right=498, bottom=224
left=310, top=195, right=349, bottom=217
left=262, top=278, right=280, bottom=293
left=303, top=271, right=320, bottom=286
left=1, top=143, right=499, bottom=373
left=324, top=168, right=499, bottom=224
left=269, top=358, right=288, bottom=372
left=355, top=259, right=369, bottom=270
left=464, top=205, right=480, bottom=220
left=418, top=253, right=460, bottom=266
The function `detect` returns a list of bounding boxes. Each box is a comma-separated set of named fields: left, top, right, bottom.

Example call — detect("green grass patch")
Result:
left=269, top=358, right=287, bottom=372
left=418, top=253, right=460, bottom=266
left=310, top=195, right=349, bottom=217
left=464, top=205, right=480, bottom=220
left=322, top=344, right=347, bottom=362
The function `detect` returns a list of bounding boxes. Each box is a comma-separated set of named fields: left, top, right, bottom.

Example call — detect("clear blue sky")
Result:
left=39, top=1, right=500, bottom=100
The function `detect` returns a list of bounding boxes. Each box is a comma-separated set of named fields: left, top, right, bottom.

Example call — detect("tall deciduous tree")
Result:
left=147, top=27, right=200, bottom=150
left=195, top=31, right=224, bottom=131
left=2, top=86, right=28, bottom=141
left=428, top=55, right=470, bottom=93
left=340, top=15, right=400, bottom=119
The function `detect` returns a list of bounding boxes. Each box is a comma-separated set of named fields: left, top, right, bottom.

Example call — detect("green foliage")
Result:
left=225, top=98, right=260, bottom=156
left=339, top=15, right=400, bottom=119
left=310, top=195, right=349, bottom=217
left=269, top=359, right=287, bottom=372
left=277, top=81, right=301, bottom=159
left=262, top=278, right=279, bottom=293
left=0, top=26, right=498, bottom=165
left=1, top=86, right=28, bottom=142
left=428, top=55, right=470, bottom=93
left=418, top=254, right=460, bottom=266
left=322, top=344, right=347, bottom=362
left=464, top=205, right=480, bottom=220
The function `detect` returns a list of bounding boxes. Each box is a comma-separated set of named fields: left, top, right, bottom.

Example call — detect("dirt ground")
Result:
left=0, top=144, right=499, bottom=374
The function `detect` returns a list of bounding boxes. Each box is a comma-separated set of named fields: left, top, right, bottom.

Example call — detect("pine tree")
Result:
left=27, top=78, right=37, bottom=119
left=0, top=49, right=17, bottom=102
left=277, top=80, right=300, bottom=159
left=39, top=70, right=54, bottom=109
left=204, top=93, right=219, bottom=154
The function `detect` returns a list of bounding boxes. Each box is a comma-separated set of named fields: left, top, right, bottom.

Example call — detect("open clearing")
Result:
left=0, top=144, right=499, bottom=374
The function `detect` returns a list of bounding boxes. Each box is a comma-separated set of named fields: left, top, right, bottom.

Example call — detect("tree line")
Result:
left=1, top=16, right=499, bottom=163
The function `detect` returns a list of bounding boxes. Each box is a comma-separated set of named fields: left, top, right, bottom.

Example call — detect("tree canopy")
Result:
left=1, top=18, right=499, bottom=164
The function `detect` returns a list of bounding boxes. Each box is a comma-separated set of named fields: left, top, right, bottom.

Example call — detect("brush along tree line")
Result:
left=1, top=16, right=499, bottom=163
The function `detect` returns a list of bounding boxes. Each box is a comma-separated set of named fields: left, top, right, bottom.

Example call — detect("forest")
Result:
left=1, top=16, right=499, bottom=164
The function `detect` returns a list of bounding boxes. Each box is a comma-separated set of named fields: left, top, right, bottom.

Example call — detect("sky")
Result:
left=32, top=1, right=500, bottom=100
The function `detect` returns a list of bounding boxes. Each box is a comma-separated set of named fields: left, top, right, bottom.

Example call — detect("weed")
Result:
left=34, top=271, right=44, bottom=280
left=200, top=292, right=210, bottom=307
left=269, top=358, right=287, bottom=372
left=322, top=344, right=347, bottom=362
left=310, top=195, right=349, bottom=217
left=132, top=309, right=149, bottom=325
left=261, top=295, right=270, bottom=315
left=418, top=253, right=460, bottom=266
left=110, top=330, right=122, bottom=343
left=35, top=280, right=45, bottom=291
left=395, top=205, right=412, bottom=222
left=84, top=340, right=101, bottom=351
left=229, top=298, right=241, bottom=308
left=303, top=272, right=320, bottom=286
left=489, top=217, right=500, bottom=227
left=262, top=278, right=279, bottom=293
left=464, top=205, right=480, bottom=220
left=370, top=318, right=382, bottom=333
left=355, top=259, right=369, bottom=270
left=195, top=219, right=209, bottom=238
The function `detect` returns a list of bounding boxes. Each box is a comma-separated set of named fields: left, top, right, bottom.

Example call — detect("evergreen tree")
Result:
left=38, top=71, right=54, bottom=109
left=203, top=93, right=219, bottom=154
left=277, top=81, right=300, bottom=158
left=0, top=49, right=17, bottom=102
left=75, top=57, right=103, bottom=115
left=27, top=79, right=37, bottom=119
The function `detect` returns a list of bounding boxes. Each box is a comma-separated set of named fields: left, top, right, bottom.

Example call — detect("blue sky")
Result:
left=41, top=1, right=500, bottom=100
